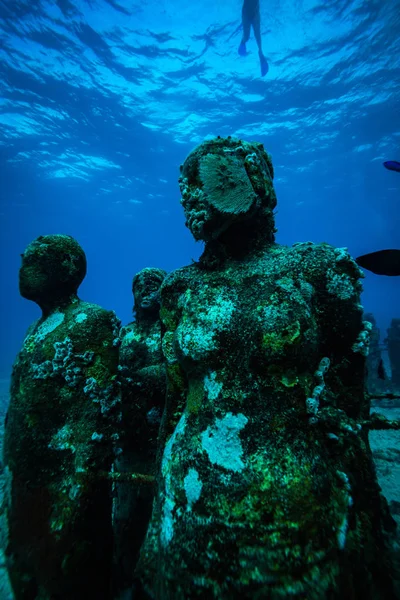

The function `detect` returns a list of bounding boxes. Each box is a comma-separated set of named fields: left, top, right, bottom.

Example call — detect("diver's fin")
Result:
left=259, top=52, right=269, bottom=76
left=238, top=41, right=247, bottom=56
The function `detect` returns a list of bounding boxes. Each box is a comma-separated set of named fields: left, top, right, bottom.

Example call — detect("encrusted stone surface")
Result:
left=3, top=235, right=121, bottom=600
left=136, top=137, right=398, bottom=599
left=113, top=267, right=166, bottom=598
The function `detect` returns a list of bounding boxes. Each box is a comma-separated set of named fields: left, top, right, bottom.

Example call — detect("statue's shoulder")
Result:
left=161, top=263, right=201, bottom=297
left=289, top=242, right=362, bottom=282
left=66, top=301, right=121, bottom=349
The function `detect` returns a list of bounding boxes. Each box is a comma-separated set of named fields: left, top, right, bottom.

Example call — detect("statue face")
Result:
left=18, top=235, right=86, bottom=306
left=178, top=138, right=278, bottom=246
left=180, top=187, right=233, bottom=243
left=134, top=275, right=163, bottom=311
left=181, top=193, right=212, bottom=241
left=19, top=240, right=49, bottom=302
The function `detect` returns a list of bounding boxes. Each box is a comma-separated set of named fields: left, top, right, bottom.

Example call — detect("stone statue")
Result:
left=4, top=234, right=121, bottom=599
left=364, top=312, right=387, bottom=395
left=387, top=319, right=400, bottom=393
left=136, top=137, right=397, bottom=599
left=113, top=267, right=166, bottom=599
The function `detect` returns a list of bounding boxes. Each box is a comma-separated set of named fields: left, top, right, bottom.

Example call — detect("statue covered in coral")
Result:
left=137, top=137, right=398, bottom=599
left=3, top=234, right=121, bottom=600
left=113, top=267, right=167, bottom=598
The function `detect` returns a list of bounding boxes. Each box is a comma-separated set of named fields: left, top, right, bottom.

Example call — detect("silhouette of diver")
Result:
left=239, top=0, right=268, bottom=76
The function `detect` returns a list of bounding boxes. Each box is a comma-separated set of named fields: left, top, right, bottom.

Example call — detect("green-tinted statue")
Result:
left=4, top=234, right=121, bottom=599
left=113, top=267, right=167, bottom=598
left=137, top=137, right=398, bottom=599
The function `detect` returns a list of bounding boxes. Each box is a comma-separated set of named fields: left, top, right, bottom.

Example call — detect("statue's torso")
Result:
left=139, top=244, right=378, bottom=599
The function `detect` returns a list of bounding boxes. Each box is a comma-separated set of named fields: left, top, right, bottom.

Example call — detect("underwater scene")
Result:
left=0, top=0, right=400, bottom=598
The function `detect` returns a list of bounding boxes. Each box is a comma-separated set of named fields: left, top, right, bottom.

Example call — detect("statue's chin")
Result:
left=140, top=296, right=158, bottom=310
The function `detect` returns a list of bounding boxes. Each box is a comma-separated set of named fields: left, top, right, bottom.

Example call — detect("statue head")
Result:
left=19, top=234, right=86, bottom=312
left=178, top=136, right=277, bottom=245
left=132, top=267, right=167, bottom=316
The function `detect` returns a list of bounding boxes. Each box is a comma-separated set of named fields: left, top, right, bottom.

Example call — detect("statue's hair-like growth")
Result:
left=132, top=267, right=167, bottom=293
left=199, top=154, right=257, bottom=215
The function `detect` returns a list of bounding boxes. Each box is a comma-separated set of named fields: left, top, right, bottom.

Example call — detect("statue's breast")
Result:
left=174, top=284, right=239, bottom=365
left=120, top=322, right=163, bottom=372
left=172, top=269, right=318, bottom=372
left=254, top=274, right=318, bottom=365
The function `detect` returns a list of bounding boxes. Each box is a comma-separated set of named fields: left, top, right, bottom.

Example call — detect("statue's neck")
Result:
left=39, top=293, right=79, bottom=318
left=135, top=308, right=160, bottom=328
left=200, top=212, right=276, bottom=267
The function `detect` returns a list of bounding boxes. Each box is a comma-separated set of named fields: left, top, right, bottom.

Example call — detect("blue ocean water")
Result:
left=0, top=0, right=399, bottom=379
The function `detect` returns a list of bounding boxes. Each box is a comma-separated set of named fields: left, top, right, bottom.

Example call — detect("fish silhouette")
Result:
left=356, top=249, right=400, bottom=276
left=383, top=160, right=400, bottom=173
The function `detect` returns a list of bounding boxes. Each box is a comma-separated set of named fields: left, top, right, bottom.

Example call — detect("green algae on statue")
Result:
left=137, top=137, right=398, bottom=599
left=113, top=267, right=167, bottom=598
left=3, top=234, right=121, bottom=600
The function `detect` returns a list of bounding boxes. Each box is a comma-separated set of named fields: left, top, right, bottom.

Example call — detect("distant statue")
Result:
left=364, top=312, right=388, bottom=395
left=239, top=0, right=269, bottom=76
left=136, top=137, right=397, bottom=598
left=387, top=318, right=400, bottom=392
left=3, top=234, right=121, bottom=600
left=113, top=267, right=167, bottom=599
